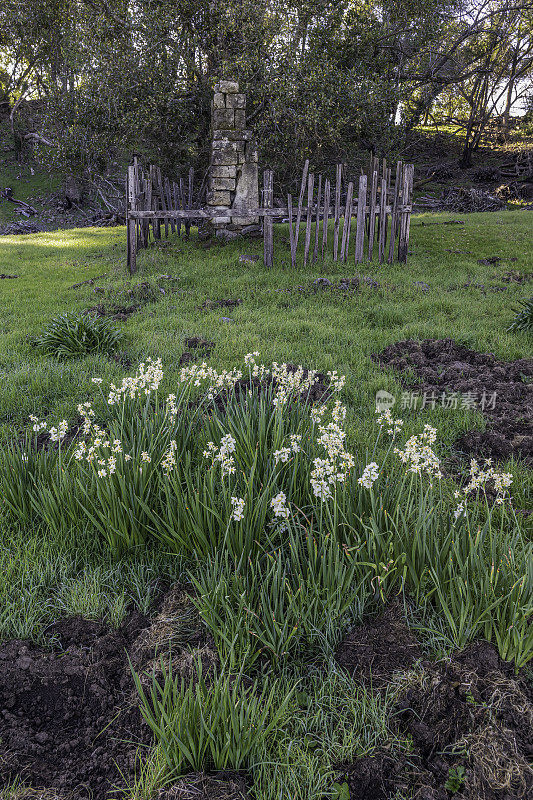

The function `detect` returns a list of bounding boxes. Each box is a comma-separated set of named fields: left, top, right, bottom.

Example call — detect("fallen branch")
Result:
left=1, top=187, right=38, bottom=215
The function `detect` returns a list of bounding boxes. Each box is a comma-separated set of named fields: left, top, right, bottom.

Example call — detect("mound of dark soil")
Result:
left=179, top=337, right=215, bottom=366
left=0, top=587, right=217, bottom=800
left=394, top=641, right=533, bottom=800
left=336, top=602, right=423, bottom=686
left=312, top=275, right=382, bottom=292
left=338, top=625, right=533, bottom=800
left=373, top=339, right=533, bottom=465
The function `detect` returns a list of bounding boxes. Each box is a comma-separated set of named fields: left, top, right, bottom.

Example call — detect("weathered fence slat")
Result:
left=378, top=177, right=387, bottom=262
left=388, top=161, right=402, bottom=264
left=322, top=178, right=330, bottom=259
left=313, top=174, right=322, bottom=263
left=354, top=174, right=367, bottom=263
left=263, top=169, right=274, bottom=268
left=333, top=163, right=342, bottom=261
left=398, top=163, right=414, bottom=262
left=368, top=170, right=378, bottom=261
left=287, top=193, right=295, bottom=267
left=303, top=173, right=314, bottom=266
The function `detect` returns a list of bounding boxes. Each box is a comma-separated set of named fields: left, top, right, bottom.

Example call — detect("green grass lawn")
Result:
left=0, top=210, right=532, bottom=799
left=1, top=211, right=531, bottom=456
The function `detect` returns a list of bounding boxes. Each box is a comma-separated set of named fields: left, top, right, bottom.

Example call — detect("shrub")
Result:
left=33, top=311, right=123, bottom=357
left=507, top=297, right=533, bottom=333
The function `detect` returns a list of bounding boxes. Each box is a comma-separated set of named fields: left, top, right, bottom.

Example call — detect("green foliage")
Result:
left=34, top=311, right=123, bottom=358
left=507, top=296, right=533, bottom=333
left=132, top=658, right=292, bottom=777
left=444, top=765, right=466, bottom=793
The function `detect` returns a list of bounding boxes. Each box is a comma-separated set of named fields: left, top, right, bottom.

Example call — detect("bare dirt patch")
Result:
left=0, top=587, right=217, bottom=800
left=373, top=339, right=533, bottom=465
left=336, top=609, right=533, bottom=800
left=335, top=602, right=423, bottom=686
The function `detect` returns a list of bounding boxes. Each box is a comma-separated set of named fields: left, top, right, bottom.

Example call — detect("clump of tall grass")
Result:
left=33, top=311, right=123, bottom=357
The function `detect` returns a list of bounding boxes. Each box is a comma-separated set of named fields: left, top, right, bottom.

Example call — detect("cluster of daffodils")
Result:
left=177, top=362, right=244, bottom=403
left=107, top=358, right=164, bottom=405
left=376, top=409, right=404, bottom=438
left=161, top=440, right=177, bottom=475
left=358, top=462, right=380, bottom=489
left=231, top=496, right=245, bottom=522
left=203, top=434, right=237, bottom=477
left=29, top=415, right=68, bottom=442
left=77, top=402, right=96, bottom=435
left=29, top=415, right=47, bottom=433
left=74, top=430, right=130, bottom=478
left=310, top=402, right=354, bottom=501
left=394, top=425, right=442, bottom=480
left=270, top=491, right=290, bottom=519
left=273, top=435, right=302, bottom=464
left=453, top=458, right=513, bottom=520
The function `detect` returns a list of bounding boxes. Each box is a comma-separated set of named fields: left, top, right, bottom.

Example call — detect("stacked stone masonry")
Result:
left=207, top=81, right=259, bottom=233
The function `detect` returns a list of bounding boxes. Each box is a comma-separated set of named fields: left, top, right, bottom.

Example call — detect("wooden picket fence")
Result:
left=126, top=156, right=414, bottom=272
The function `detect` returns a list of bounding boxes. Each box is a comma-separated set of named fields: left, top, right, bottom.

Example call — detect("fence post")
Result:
left=127, top=165, right=137, bottom=274
left=263, top=169, right=274, bottom=268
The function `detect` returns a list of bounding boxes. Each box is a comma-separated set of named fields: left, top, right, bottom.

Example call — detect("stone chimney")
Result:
left=207, top=81, right=259, bottom=238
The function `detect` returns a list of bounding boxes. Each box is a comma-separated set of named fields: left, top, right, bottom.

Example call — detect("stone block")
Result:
left=211, top=165, right=237, bottom=178
left=218, top=80, right=239, bottom=93
left=212, top=139, right=239, bottom=153
left=213, top=130, right=250, bottom=142
left=226, top=93, right=246, bottom=109
left=213, top=92, right=225, bottom=109
left=234, top=109, right=246, bottom=127
left=212, top=149, right=239, bottom=166
left=213, top=108, right=235, bottom=129
left=231, top=162, right=259, bottom=224
left=210, top=190, right=231, bottom=206
left=212, top=177, right=236, bottom=191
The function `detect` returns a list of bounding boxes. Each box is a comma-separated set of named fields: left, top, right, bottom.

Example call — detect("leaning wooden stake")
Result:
left=185, top=167, right=194, bottom=237
left=303, top=173, right=314, bottom=266
left=294, top=159, right=309, bottom=252
left=398, top=164, right=414, bottom=263
left=340, top=181, right=353, bottom=262
left=354, top=174, right=367, bottom=263
left=333, top=163, right=342, bottom=261
left=263, top=169, right=274, bottom=268
left=378, top=177, right=388, bottom=262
